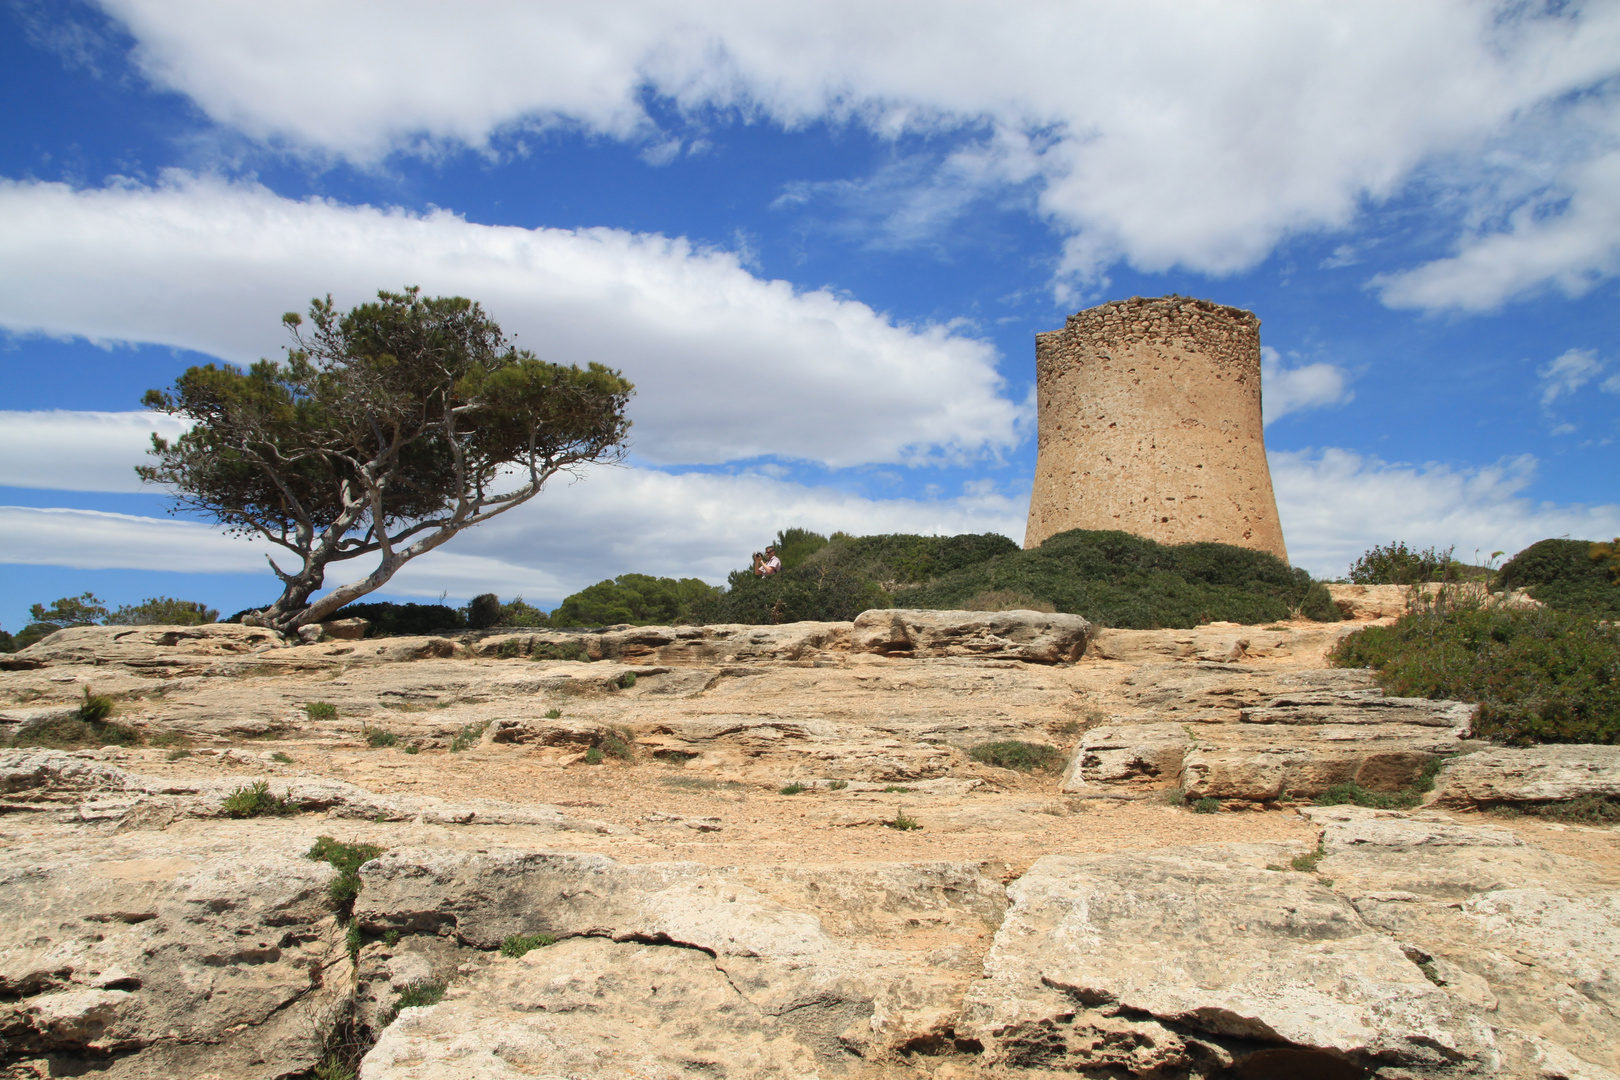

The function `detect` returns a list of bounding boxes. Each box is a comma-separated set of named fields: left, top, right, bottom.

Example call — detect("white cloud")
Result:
left=0, top=175, right=1020, bottom=468
left=1260, top=347, right=1352, bottom=426
left=86, top=0, right=1620, bottom=301
left=0, top=465, right=1028, bottom=605
left=1272, top=447, right=1620, bottom=579
left=1538, top=347, right=1604, bottom=406
left=1374, top=148, right=1620, bottom=311
left=0, top=410, right=190, bottom=492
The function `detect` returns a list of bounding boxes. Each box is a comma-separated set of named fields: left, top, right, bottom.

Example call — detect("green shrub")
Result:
left=313, top=1057, right=355, bottom=1080
left=599, top=731, right=633, bottom=761
left=551, top=574, right=722, bottom=627
left=345, top=920, right=363, bottom=959
left=77, top=687, right=114, bottom=723
left=328, top=601, right=466, bottom=637
left=307, top=836, right=385, bottom=914
left=148, top=729, right=190, bottom=748
left=968, top=740, right=1064, bottom=772
left=828, top=779, right=848, bottom=790
left=306, top=702, right=338, bottom=720
left=583, top=747, right=604, bottom=765
left=495, top=638, right=524, bottom=659
left=1331, top=602, right=1620, bottom=745
left=885, top=809, right=922, bottom=831
left=531, top=641, right=590, bottom=662
left=618, top=671, right=637, bottom=689
left=1493, top=794, right=1620, bottom=825
left=779, top=782, right=806, bottom=795
left=500, top=932, right=557, bottom=958
left=544, top=708, right=562, bottom=719
left=106, top=597, right=219, bottom=625
left=883, top=785, right=913, bottom=793
left=271, top=751, right=294, bottom=763
left=403, top=744, right=420, bottom=755
left=465, top=592, right=503, bottom=630
left=1347, top=542, right=1460, bottom=585
left=166, top=748, right=191, bottom=761
left=1191, top=797, right=1221, bottom=813
left=380, top=979, right=446, bottom=1023
left=222, top=780, right=296, bottom=818
left=1290, top=844, right=1326, bottom=872
left=363, top=726, right=398, bottom=748
left=899, top=529, right=1340, bottom=629
left=1497, top=538, right=1620, bottom=617
left=449, top=721, right=488, bottom=752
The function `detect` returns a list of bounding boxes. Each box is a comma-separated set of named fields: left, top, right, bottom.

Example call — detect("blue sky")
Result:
left=2, top=0, right=1618, bottom=630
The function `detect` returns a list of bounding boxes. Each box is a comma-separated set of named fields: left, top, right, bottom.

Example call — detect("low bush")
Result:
left=271, top=751, right=294, bottom=764
left=222, top=780, right=296, bottom=818
left=328, top=601, right=466, bottom=637
left=531, top=641, right=590, bottom=662
left=618, top=671, right=637, bottom=689
left=551, top=573, right=721, bottom=627
left=1491, top=794, right=1620, bottom=825
left=449, top=721, right=489, bottom=752
left=1191, top=797, right=1221, bottom=814
left=106, top=597, right=219, bottom=625
left=582, top=747, right=604, bottom=765
left=544, top=708, right=562, bottom=719
left=148, top=729, right=190, bottom=748
left=1497, top=538, right=1620, bottom=618
left=1331, top=599, right=1620, bottom=745
left=599, top=731, right=633, bottom=761
left=306, top=702, right=338, bottom=720
left=166, top=748, right=191, bottom=761
left=1312, top=757, right=1444, bottom=809
left=779, top=782, right=806, bottom=795
left=885, top=809, right=922, bottom=831
left=500, top=932, right=557, bottom=958
left=306, top=836, right=385, bottom=914
left=899, top=529, right=1340, bottom=629
left=11, top=699, right=139, bottom=749
left=1346, top=542, right=1462, bottom=585
left=363, top=726, right=398, bottom=748
left=968, top=739, right=1064, bottom=773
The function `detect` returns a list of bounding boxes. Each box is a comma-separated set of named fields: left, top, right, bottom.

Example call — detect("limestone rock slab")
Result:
left=1434, top=744, right=1620, bottom=807
left=960, top=846, right=1493, bottom=1075
left=851, top=608, right=1091, bottom=663
left=1059, top=721, right=1188, bottom=793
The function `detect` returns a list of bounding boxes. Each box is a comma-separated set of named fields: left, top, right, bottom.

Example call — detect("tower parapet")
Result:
left=1024, top=295, right=1288, bottom=561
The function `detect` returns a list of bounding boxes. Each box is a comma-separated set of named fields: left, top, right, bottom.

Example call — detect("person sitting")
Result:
left=759, top=546, right=782, bottom=576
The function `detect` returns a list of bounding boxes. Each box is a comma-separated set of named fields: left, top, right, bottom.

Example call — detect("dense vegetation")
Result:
left=897, top=528, right=1339, bottom=627
left=2, top=592, right=220, bottom=651
left=550, top=574, right=720, bottom=627
left=1332, top=592, right=1620, bottom=746
left=1346, top=541, right=1467, bottom=585
left=1497, top=538, right=1620, bottom=618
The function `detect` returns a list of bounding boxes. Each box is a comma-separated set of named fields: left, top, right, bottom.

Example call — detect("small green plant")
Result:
left=403, top=744, right=420, bottom=755
left=500, top=931, right=557, bottom=958
left=599, top=731, right=633, bottom=761
left=221, top=780, right=295, bottom=818
left=583, top=747, right=604, bottom=765
left=1313, top=757, right=1445, bottom=811
left=383, top=929, right=401, bottom=947
left=270, top=751, right=294, bottom=763
left=1290, top=844, right=1326, bottom=872
left=313, top=1056, right=356, bottom=1080
left=1191, top=797, right=1221, bottom=814
left=828, top=779, right=848, bottom=790
left=531, top=641, right=589, bottom=662
left=77, top=686, right=115, bottom=723
left=779, top=782, right=806, bottom=795
left=1488, top=794, right=1620, bottom=824
left=495, top=638, right=524, bottom=659
left=307, top=836, right=386, bottom=915
left=166, top=748, right=191, bottom=761
left=885, top=808, right=922, bottom=831
left=883, top=785, right=913, bottom=793
left=345, top=920, right=363, bottom=960
left=380, top=979, right=446, bottom=1024
left=544, top=707, right=562, bottom=719
left=363, top=726, right=398, bottom=748
left=449, top=720, right=489, bottom=752
left=306, top=702, right=338, bottom=720
left=968, top=740, right=1064, bottom=773
left=618, top=671, right=637, bottom=689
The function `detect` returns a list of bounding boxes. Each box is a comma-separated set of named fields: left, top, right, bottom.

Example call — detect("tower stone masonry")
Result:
left=1024, top=295, right=1289, bottom=562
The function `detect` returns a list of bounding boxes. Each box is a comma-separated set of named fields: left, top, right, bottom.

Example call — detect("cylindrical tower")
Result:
left=1024, top=295, right=1288, bottom=561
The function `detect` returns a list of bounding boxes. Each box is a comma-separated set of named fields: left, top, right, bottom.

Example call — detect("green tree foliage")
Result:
left=1346, top=541, right=1462, bottom=585
left=106, top=597, right=220, bottom=625
left=698, top=563, right=892, bottom=624
left=465, top=592, right=503, bottom=629
left=1331, top=598, right=1620, bottom=745
left=551, top=574, right=721, bottom=627
left=498, top=596, right=551, bottom=627
left=327, top=601, right=465, bottom=636
left=773, top=527, right=831, bottom=570
left=29, top=592, right=110, bottom=630
left=139, top=287, right=633, bottom=633
left=899, top=529, right=1339, bottom=628
left=1497, top=538, right=1620, bottom=617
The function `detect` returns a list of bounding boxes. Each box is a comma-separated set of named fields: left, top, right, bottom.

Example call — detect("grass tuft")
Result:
left=270, top=751, right=293, bottom=764
left=362, top=726, right=398, bottom=748
left=544, top=707, right=562, bottom=719
left=968, top=740, right=1064, bottom=773
left=221, top=780, right=296, bottom=818
left=449, top=721, right=489, bottom=753
left=380, top=979, right=446, bottom=1024
left=828, top=779, right=848, bottom=790
left=307, top=835, right=385, bottom=915
left=1191, top=797, right=1221, bottom=814
left=500, top=932, right=557, bottom=958
left=885, top=808, right=922, bottom=831
left=779, top=782, right=805, bottom=795
left=582, top=747, right=604, bottom=765
left=305, top=701, right=338, bottom=720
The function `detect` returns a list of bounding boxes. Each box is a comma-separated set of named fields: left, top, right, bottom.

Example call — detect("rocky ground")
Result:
left=0, top=600, right=1616, bottom=1079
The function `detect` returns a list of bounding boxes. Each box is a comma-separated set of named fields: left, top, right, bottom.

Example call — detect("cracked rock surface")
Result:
left=1, top=615, right=1617, bottom=1078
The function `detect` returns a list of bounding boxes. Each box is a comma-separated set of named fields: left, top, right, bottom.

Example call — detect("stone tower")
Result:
left=1024, top=295, right=1288, bottom=561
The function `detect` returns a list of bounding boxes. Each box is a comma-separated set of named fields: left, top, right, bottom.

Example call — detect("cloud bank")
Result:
left=0, top=174, right=1019, bottom=468
left=87, top=0, right=1620, bottom=307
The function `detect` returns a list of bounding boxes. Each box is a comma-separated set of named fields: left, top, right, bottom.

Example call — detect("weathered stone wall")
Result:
left=1024, top=295, right=1289, bottom=561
